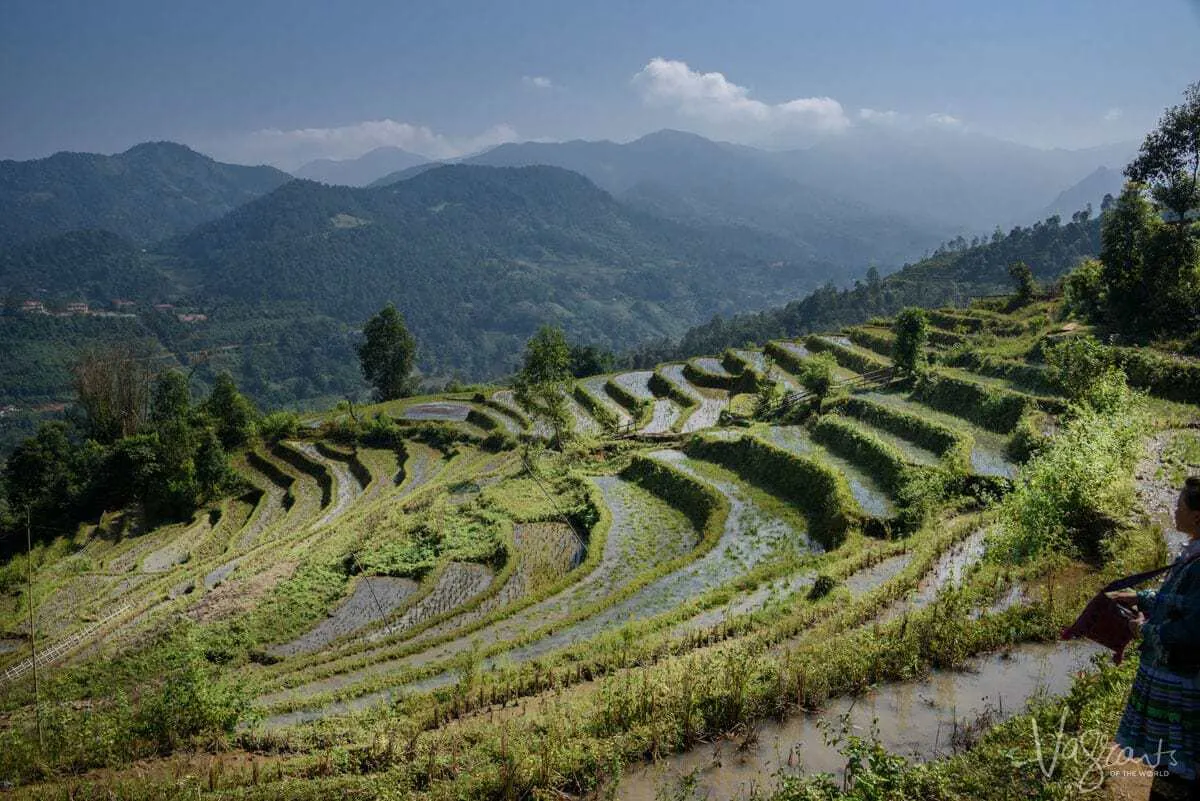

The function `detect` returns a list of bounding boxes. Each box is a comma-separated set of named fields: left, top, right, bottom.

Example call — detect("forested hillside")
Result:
left=0, top=142, right=291, bottom=247
left=643, top=210, right=1103, bottom=362
left=172, top=164, right=841, bottom=376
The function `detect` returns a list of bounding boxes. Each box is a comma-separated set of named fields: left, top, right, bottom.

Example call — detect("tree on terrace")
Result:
left=514, top=325, right=573, bottom=445
left=357, top=303, right=418, bottom=401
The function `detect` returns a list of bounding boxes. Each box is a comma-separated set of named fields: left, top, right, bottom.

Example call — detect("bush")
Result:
left=1043, top=335, right=1110, bottom=401
left=1061, top=257, right=1106, bottom=321
left=993, top=372, right=1146, bottom=562
left=807, top=574, right=837, bottom=600
left=258, top=410, right=300, bottom=443
left=892, top=308, right=930, bottom=373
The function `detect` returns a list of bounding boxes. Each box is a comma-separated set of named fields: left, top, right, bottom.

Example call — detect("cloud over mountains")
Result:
left=206, top=120, right=519, bottom=169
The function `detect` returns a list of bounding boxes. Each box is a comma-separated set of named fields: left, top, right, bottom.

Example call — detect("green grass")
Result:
left=1, top=297, right=1183, bottom=801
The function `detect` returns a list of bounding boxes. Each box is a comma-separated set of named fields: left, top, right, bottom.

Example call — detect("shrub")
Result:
left=993, top=373, right=1146, bottom=563
left=1043, top=335, right=1110, bottom=401
left=1061, top=257, right=1106, bottom=321
left=892, top=308, right=930, bottom=373
left=259, top=411, right=300, bottom=443
left=807, top=574, right=837, bottom=600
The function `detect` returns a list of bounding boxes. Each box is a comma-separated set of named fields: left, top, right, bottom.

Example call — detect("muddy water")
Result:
left=612, top=372, right=682, bottom=434
left=616, top=639, right=1103, bottom=801
left=235, top=478, right=289, bottom=550
left=395, top=451, right=807, bottom=692
left=661, top=364, right=727, bottom=433
left=615, top=372, right=683, bottom=434
left=774, top=341, right=811, bottom=361
left=694, top=357, right=734, bottom=377
left=561, top=389, right=602, bottom=435
left=734, top=350, right=767, bottom=374
left=756, top=427, right=895, bottom=518
left=841, top=415, right=943, bottom=467
left=268, top=577, right=421, bottom=658
left=401, top=402, right=471, bottom=422
left=670, top=571, right=816, bottom=637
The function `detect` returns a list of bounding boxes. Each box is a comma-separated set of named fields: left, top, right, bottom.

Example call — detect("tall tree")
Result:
left=892, top=307, right=930, bottom=374
left=514, top=325, right=573, bottom=444
left=357, top=304, right=417, bottom=401
left=1008, top=261, right=1036, bottom=304
left=1099, top=184, right=1159, bottom=331
left=1126, top=80, right=1200, bottom=226
left=205, top=373, right=257, bottom=449
left=73, top=344, right=154, bottom=443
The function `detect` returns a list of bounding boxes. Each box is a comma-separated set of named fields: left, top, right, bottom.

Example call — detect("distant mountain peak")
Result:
left=295, top=147, right=429, bottom=187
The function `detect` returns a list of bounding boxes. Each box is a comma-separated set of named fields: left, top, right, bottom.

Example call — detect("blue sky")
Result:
left=2, top=0, right=1198, bottom=167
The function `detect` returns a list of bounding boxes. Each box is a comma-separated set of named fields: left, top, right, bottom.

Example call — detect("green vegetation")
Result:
left=0, top=142, right=290, bottom=248
left=514, top=325, right=574, bottom=443
left=684, top=433, right=856, bottom=548
left=891, top=307, right=929, bottom=373
left=993, top=369, right=1146, bottom=563
left=4, top=89, right=1200, bottom=801
left=356, top=303, right=418, bottom=401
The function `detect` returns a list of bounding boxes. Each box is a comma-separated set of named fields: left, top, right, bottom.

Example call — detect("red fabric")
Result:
left=1061, top=593, right=1138, bottom=663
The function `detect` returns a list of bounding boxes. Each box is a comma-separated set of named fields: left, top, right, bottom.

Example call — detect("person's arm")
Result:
left=1139, top=577, right=1200, bottom=662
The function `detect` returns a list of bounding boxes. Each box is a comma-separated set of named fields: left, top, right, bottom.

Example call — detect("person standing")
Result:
left=1110, top=477, right=1200, bottom=800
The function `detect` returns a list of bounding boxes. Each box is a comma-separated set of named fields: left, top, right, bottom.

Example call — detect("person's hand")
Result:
left=1128, top=612, right=1146, bottom=636
left=1106, top=590, right=1139, bottom=606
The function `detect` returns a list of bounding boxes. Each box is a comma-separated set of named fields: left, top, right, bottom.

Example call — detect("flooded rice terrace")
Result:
left=616, top=639, right=1103, bottom=801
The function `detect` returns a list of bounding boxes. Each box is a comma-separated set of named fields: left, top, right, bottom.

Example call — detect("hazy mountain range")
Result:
left=294, top=146, right=429, bottom=187
left=0, top=126, right=1134, bottom=425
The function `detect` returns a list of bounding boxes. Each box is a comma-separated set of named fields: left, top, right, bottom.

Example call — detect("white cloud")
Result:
left=632, top=58, right=850, bottom=141
left=1104, top=107, right=1123, bottom=122
left=205, top=119, right=520, bottom=169
left=858, top=108, right=907, bottom=125
left=522, top=75, right=553, bottom=90
left=926, top=112, right=963, bottom=128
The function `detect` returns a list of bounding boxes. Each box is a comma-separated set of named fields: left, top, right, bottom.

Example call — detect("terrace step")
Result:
left=255, top=474, right=700, bottom=715
left=753, top=426, right=895, bottom=518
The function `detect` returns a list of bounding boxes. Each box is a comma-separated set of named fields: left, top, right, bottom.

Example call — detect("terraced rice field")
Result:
left=581, top=375, right=633, bottom=426
left=9, top=299, right=1179, bottom=801
left=617, top=640, right=1102, bottom=801
left=289, top=441, right=366, bottom=530
left=755, top=425, right=896, bottom=518
left=400, top=402, right=472, bottom=421
left=613, top=370, right=681, bottom=433
left=268, top=577, right=420, bottom=658
left=692, top=357, right=733, bottom=377
left=561, top=387, right=602, bottom=435
left=660, top=363, right=727, bottom=432
left=257, top=474, right=699, bottom=717
left=857, top=390, right=1018, bottom=477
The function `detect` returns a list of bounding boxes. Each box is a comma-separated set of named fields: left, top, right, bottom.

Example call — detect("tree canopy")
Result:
left=892, top=307, right=929, bottom=373
left=357, top=304, right=418, bottom=401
